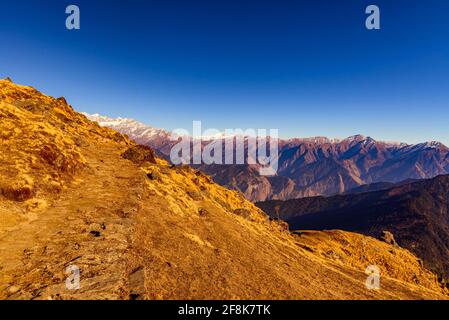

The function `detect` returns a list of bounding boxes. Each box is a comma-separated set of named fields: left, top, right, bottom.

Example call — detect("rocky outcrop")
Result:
left=122, top=145, right=156, bottom=165
left=380, top=231, right=398, bottom=247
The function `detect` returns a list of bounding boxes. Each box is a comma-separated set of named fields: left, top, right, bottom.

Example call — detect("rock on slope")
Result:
left=0, top=79, right=446, bottom=299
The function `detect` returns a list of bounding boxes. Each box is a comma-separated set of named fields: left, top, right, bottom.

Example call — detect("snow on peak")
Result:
left=82, top=113, right=169, bottom=143
left=82, top=113, right=447, bottom=151
left=344, top=134, right=368, bottom=142
left=421, top=141, right=447, bottom=149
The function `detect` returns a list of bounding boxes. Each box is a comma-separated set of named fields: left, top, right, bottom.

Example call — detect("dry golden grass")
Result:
left=294, top=230, right=445, bottom=294
left=0, top=79, right=447, bottom=300
left=0, top=80, right=130, bottom=202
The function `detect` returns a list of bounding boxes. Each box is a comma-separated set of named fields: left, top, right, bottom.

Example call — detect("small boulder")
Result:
left=198, top=208, right=209, bottom=217
left=89, top=230, right=101, bottom=237
left=233, top=208, right=252, bottom=220
left=56, top=97, right=68, bottom=105
left=146, top=171, right=161, bottom=181
left=1, top=185, right=35, bottom=202
left=187, top=190, right=203, bottom=201
left=269, top=217, right=289, bottom=231
left=122, top=145, right=156, bottom=165
left=380, top=231, right=398, bottom=247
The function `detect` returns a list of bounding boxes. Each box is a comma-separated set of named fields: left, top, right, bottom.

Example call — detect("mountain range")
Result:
left=86, top=114, right=449, bottom=202
left=1, top=79, right=446, bottom=299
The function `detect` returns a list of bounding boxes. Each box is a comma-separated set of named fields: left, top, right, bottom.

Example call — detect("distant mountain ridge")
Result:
left=84, top=114, right=169, bottom=140
left=343, top=179, right=421, bottom=195
left=85, top=113, right=449, bottom=201
left=83, top=113, right=174, bottom=158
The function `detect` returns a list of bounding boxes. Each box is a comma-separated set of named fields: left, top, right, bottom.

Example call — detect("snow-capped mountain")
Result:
left=85, top=113, right=449, bottom=201
left=83, top=113, right=169, bottom=143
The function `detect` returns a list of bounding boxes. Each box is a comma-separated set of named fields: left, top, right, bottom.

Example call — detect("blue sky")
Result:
left=1, top=0, right=449, bottom=144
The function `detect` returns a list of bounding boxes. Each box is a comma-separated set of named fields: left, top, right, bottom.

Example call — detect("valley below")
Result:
left=257, top=175, right=449, bottom=284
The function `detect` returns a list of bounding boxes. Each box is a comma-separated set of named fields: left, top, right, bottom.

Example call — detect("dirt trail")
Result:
left=0, top=143, right=145, bottom=299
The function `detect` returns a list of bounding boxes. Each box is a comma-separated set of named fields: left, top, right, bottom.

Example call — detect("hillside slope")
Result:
left=0, top=79, right=446, bottom=300
left=257, top=175, right=449, bottom=282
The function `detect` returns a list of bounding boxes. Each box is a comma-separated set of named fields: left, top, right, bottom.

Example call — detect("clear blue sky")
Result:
left=1, top=0, right=448, bottom=144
